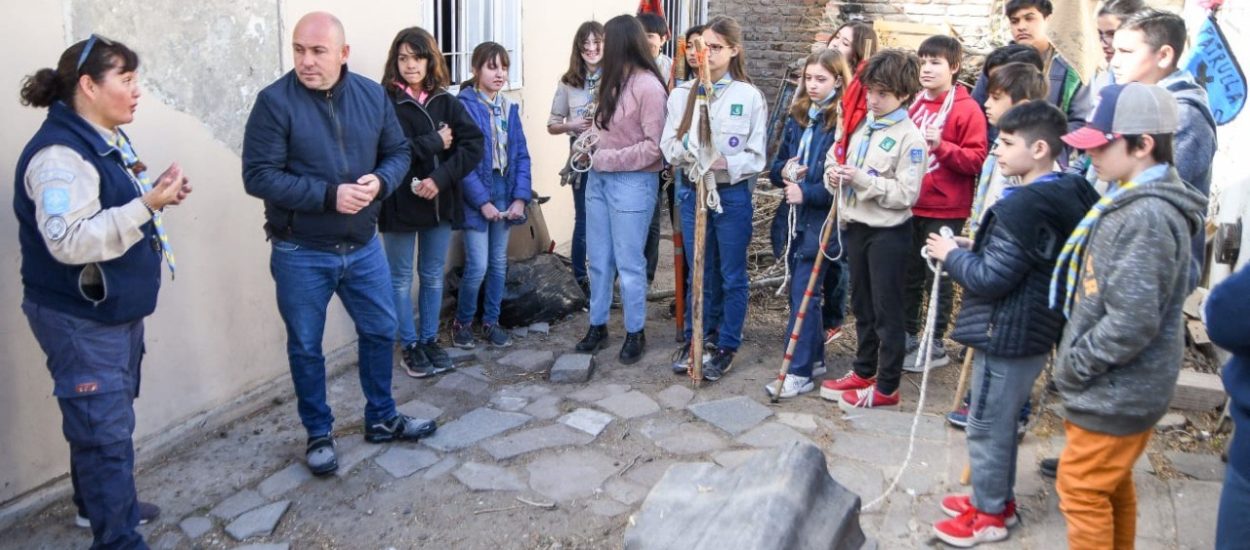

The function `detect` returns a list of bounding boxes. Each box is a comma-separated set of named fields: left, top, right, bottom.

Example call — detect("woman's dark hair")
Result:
left=463, top=41, right=511, bottom=89
left=860, top=49, right=922, bottom=103
left=790, top=49, right=851, bottom=133
left=20, top=34, right=139, bottom=109
left=684, top=24, right=705, bottom=43
left=561, top=21, right=605, bottom=89
left=596, top=15, right=664, bottom=131
left=1124, top=133, right=1174, bottom=164
left=987, top=62, right=1049, bottom=102
left=832, top=21, right=878, bottom=70
left=382, top=27, right=450, bottom=93
left=636, top=13, right=669, bottom=38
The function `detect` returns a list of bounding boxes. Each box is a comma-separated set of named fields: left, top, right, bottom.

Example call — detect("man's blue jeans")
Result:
left=270, top=236, right=398, bottom=437
left=585, top=169, right=658, bottom=333
left=678, top=182, right=753, bottom=351
left=382, top=223, right=452, bottom=345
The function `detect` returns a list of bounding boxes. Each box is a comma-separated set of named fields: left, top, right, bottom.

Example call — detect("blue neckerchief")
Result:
left=697, top=73, right=734, bottom=99
left=110, top=133, right=175, bottom=278
left=477, top=87, right=509, bottom=173
left=798, top=89, right=838, bottom=165
left=849, top=107, right=908, bottom=169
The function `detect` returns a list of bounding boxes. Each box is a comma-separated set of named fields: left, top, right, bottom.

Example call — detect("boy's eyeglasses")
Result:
left=76, top=34, right=113, bottom=73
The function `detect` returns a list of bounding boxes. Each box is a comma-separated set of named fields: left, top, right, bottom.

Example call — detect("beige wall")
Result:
left=1, top=0, right=642, bottom=511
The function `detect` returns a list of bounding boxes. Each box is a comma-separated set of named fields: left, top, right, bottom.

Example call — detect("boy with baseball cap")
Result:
left=1050, top=82, right=1205, bottom=549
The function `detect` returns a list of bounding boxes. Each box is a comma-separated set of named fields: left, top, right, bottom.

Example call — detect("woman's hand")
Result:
left=438, top=124, right=453, bottom=150
left=567, top=117, right=592, bottom=135
left=480, top=203, right=502, bottom=222
left=412, top=178, right=439, bottom=199
left=143, top=163, right=188, bottom=210
left=504, top=199, right=526, bottom=220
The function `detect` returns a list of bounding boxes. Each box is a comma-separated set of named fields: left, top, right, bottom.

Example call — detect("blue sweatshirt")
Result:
left=1208, top=265, right=1250, bottom=477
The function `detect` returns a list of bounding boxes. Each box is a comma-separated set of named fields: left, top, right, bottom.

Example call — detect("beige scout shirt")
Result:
left=825, top=116, right=928, bottom=228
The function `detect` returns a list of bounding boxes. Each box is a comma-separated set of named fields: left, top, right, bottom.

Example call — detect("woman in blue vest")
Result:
left=15, top=35, right=189, bottom=549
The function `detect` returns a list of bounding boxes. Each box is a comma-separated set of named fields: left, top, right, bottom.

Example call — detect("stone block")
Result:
left=736, top=423, right=815, bottom=449
left=1135, top=475, right=1177, bottom=542
left=209, top=489, right=266, bottom=520
left=453, top=462, right=527, bottom=492
left=776, top=412, right=819, bottom=432
left=653, top=424, right=729, bottom=455
left=459, top=364, right=491, bottom=381
left=225, top=500, right=289, bottom=541
left=829, top=459, right=886, bottom=502
left=421, top=408, right=532, bottom=451
left=529, top=322, right=550, bottom=335
left=422, top=457, right=459, bottom=480
left=512, top=325, right=529, bottom=338
left=1166, top=451, right=1225, bottom=482
left=480, top=425, right=595, bottom=460
left=625, top=444, right=868, bottom=549
left=433, top=372, right=490, bottom=396
left=527, top=449, right=619, bottom=501
left=497, top=349, right=555, bottom=373
left=550, top=353, right=596, bottom=383
left=489, top=393, right=529, bottom=412
left=589, top=499, right=632, bottom=517
left=842, top=408, right=946, bottom=441
left=374, top=447, right=440, bottom=478
left=595, top=390, right=661, bottom=419
left=523, top=395, right=563, bottom=420
left=257, top=462, right=313, bottom=499
left=1172, top=479, right=1221, bottom=550
left=605, top=478, right=649, bottom=506
left=559, top=408, right=615, bottom=436
left=712, top=449, right=763, bottom=469
left=397, top=399, right=444, bottom=421
left=569, top=383, right=631, bottom=403
left=1170, top=369, right=1226, bottom=411
left=655, top=384, right=695, bottom=409
left=688, top=396, right=773, bottom=436
left=444, top=347, right=478, bottom=365
left=179, top=516, right=213, bottom=539
left=335, top=435, right=383, bottom=477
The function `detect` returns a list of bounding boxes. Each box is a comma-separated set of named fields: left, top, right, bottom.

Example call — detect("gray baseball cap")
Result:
left=1062, top=82, right=1179, bottom=150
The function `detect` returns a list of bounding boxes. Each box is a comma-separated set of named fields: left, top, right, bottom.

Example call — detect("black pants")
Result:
left=846, top=220, right=912, bottom=395
left=645, top=171, right=675, bottom=284
left=904, top=216, right=965, bottom=339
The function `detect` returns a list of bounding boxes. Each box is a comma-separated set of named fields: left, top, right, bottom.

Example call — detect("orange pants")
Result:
left=1056, top=420, right=1152, bottom=550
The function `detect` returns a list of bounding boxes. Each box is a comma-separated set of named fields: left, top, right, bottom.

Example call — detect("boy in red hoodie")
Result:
left=903, top=35, right=989, bottom=371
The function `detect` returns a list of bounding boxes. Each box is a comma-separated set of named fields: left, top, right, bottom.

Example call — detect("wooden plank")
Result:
left=1170, top=369, right=1226, bottom=411
left=1183, top=287, right=1209, bottom=319
left=1188, top=319, right=1212, bottom=347
left=873, top=20, right=952, bottom=51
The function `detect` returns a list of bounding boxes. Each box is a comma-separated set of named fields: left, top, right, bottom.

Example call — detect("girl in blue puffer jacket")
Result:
left=451, top=42, right=533, bottom=349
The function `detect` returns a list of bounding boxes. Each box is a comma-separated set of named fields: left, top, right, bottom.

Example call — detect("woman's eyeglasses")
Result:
left=76, top=34, right=114, bottom=72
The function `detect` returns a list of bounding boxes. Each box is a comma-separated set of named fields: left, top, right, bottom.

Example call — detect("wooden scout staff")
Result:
left=678, top=36, right=715, bottom=386
left=670, top=36, right=689, bottom=341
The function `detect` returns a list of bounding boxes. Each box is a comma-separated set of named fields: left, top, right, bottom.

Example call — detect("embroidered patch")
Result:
left=37, top=169, right=75, bottom=185
left=909, top=148, right=924, bottom=163
left=728, top=136, right=741, bottom=148
left=879, top=137, right=897, bottom=152
left=42, top=187, right=71, bottom=216
left=730, top=104, right=744, bottom=116
left=75, top=382, right=99, bottom=394
left=867, top=168, right=880, bottom=177
left=44, top=216, right=68, bottom=241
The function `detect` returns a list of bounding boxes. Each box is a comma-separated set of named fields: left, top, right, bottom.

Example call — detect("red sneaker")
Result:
left=933, top=507, right=1009, bottom=547
left=824, top=326, right=843, bottom=344
left=819, top=372, right=875, bottom=400
left=838, top=385, right=900, bottom=411
left=940, top=494, right=1018, bottom=527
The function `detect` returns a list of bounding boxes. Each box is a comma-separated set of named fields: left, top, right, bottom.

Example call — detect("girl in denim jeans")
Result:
left=452, top=42, right=532, bottom=349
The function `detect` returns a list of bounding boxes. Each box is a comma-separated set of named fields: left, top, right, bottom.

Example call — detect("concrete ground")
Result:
left=0, top=293, right=1224, bottom=549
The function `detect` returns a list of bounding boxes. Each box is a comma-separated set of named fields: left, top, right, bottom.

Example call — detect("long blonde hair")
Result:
left=789, top=49, right=851, bottom=133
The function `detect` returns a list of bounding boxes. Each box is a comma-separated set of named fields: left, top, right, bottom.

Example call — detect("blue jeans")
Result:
left=22, top=300, right=147, bottom=550
left=678, top=182, right=753, bottom=351
left=269, top=236, right=398, bottom=437
left=585, top=169, right=658, bottom=332
left=1218, top=463, right=1250, bottom=548
left=967, top=351, right=1048, bottom=515
left=382, top=223, right=452, bottom=345
left=458, top=171, right=512, bottom=326
left=785, top=255, right=826, bottom=378
left=571, top=173, right=588, bottom=283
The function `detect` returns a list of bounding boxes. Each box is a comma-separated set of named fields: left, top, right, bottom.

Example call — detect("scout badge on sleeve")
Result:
left=1184, top=13, right=1246, bottom=125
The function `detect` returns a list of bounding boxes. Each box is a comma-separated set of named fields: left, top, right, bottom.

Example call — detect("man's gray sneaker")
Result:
left=901, top=333, right=922, bottom=371
left=903, top=340, right=951, bottom=373
left=420, top=342, right=455, bottom=374
left=365, top=414, right=437, bottom=443
left=306, top=435, right=338, bottom=476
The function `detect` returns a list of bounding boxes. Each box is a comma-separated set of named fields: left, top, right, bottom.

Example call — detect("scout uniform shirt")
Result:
left=660, top=77, right=768, bottom=184
left=827, top=111, right=928, bottom=228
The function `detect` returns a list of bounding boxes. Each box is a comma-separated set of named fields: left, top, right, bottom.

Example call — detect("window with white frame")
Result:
left=425, top=0, right=524, bottom=90
left=661, top=0, right=708, bottom=59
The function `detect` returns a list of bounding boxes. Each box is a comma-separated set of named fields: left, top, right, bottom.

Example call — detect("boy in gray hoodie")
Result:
left=1051, top=82, right=1206, bottom=549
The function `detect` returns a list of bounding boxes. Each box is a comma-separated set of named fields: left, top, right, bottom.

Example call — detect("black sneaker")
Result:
left=365, top=414, right=437, bottom=443
left=671, top=343, right=712, bottom=375
left=401, top=343, right=437, bottom=379
left=451, top=320, right=476, bottom=349
left=619, top=330, right=646, bottom=365
left=703, top=348, right=736, bottom=382
left=482, top=324, right=512, bottom=347
left=76, top=501, right=161, bottom=528
left=420, top=342, right=454, bottom=374
left=575, top=324, right=609, bottom=353
left=305, top=435, right=338, bottom=476
left=1039, top=457, right=1059, bottom=479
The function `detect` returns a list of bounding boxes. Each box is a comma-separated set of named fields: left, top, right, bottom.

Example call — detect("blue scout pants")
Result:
left=678, top=181, right=753, bottom=351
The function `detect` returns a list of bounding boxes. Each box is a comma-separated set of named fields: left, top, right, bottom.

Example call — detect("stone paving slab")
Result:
left=422, top=457, right=459, bottom=480
left=334, top=436, right=383, bottom=477
left=828, top=432, right=946, bottom=471
left=529, top=322, right=550, bottom=335
left=605, top=478, right=649, bottom=506
left=498, top=384, right=553, bottom=399
left=396, top=399, right=444, bottom=421
left=179, top=516, right=213, bottom=539
left=453, top=462, right=527, bottom=492
left=374, top=447, right=440, bottom=478
left=209, top=489, right=266, bottom=520
left=1165, top=451, right=1226, bottom=482
left=432, top=372, right=491, bottom=396
left=624, top=459, right=675, bottom=487
left=444, top=347, right=478, bottom=365
left=421, top=408, right=532, bottom=451
left=559, top=408, right=615, bottom=437
left=523, top=395, right=563, bottom=420
left=828, top=458, right=887, bottom=502
left=655, top=384, right=694, bottom=409
left=497, top=349, right=555, bottom=373
left=527, top=449, right=619, bottom=501
left=568, top=383, right=631, bottom=403
left=595, top=390, right=661, bottom=419
left=688, top=396, right=773, bottom=436
left=480, top=424, right=595, bottom=460
left=712, top=449, right=763, bottom=469
left=225, top=500, right=290, bottom=541
left=550, top=353, right=596, bottom=383
left=776, top=412, right=819, bottom=433
left=1135, top=474, right=1177, bottom=542
left=489, top=393, right=530, bottom=412
left=653, top=424, right=728, bottom=455
left=459, top=365, right=492, bottom=381
left=1173, top=479, right=1220, bottom=550
left=257, top=462, right=313, bottom=499
left=841, top=408, right=948, bottom=441
left=735, top=422, right=815, bottom=449
left=588, top=499, right=632, bottom=517
left=235, top=544, right=291, bottom=550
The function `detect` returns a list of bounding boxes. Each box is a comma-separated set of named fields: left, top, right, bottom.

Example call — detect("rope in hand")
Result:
left=862, top=225, right=954, bottom=511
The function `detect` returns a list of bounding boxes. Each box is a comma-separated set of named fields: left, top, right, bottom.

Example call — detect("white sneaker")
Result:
left=765, top=374, right=815, bottom=399
left=904, top=340, right=951, bottom=373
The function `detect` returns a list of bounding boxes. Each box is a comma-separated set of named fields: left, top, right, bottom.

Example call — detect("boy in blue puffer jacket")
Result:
left=764, top=49, right=852, bottom=399
left=451, top=42, right=532, bottom=349
left=924, top=101, right=1099, bottom=547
